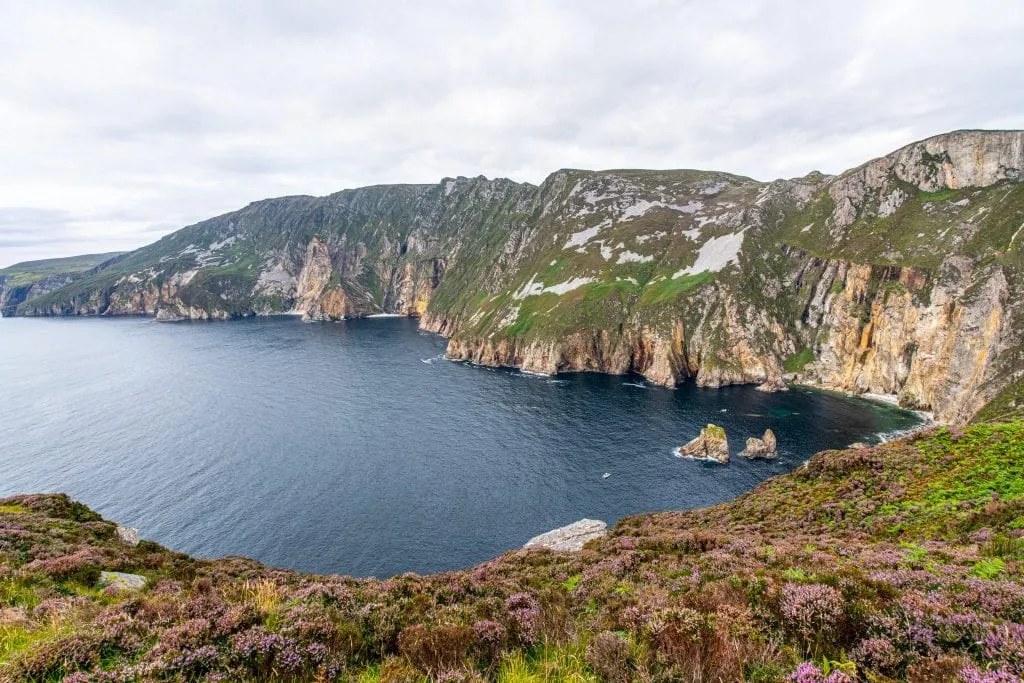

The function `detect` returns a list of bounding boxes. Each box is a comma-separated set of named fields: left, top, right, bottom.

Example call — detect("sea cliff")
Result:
left=9, top=130, right=1024, bottom=423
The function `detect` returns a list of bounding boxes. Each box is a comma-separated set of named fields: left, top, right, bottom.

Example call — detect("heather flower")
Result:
left=504, top=592, right=541, bottom=645
left=780, top=583, right=845, bottom=642
left=293, top=580, right=355, bottom=609
left=166, top=644, right=221, bottom=677
left=959, top=665, right=1023, bottom=682
left=472, top=619, right=506, bottom=647
left=228, top=627, right=306, bottom=673
left=980, top=623, right=1024, bottom=675
left=788, top=661, right=854, bottom=682
left=851, top=637, right=901, bottom=674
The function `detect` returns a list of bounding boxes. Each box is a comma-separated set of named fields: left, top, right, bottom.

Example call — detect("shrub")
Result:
left=504, top=593, right=542, bottom=646
left=780, top=583, right=846, bottom=652
left=851, top=637, right=902, bottom=676
left=9, top=631, right=103, bottom=680
left=23, top=549, right=103, bottom=585
left=585, top=631, right=631, bottom=682
left=397, top=623, right=475, bottom=677
left=471, top=619, right=507, bottom=671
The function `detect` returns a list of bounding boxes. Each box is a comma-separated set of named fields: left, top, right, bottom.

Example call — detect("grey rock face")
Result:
left=740, top=429, right=778, bottom=459
left=115, top=526, right=140, bottom=546
left=12, top=130, right=1024, bottom=425
left=98, top=571, right=147, bottom=591
left=523, top=519, right=608, bottom=551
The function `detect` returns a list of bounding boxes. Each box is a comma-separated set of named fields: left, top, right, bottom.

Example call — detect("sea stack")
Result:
left=740, top=429, right=778, bottom=459
left=678, top=424, right=730, bottom=463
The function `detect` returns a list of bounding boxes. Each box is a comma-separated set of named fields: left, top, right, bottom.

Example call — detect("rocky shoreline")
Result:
left=6, top=129, right=1024, bottom=426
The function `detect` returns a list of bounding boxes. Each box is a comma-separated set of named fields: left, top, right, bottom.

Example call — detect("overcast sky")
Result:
left=2, top=1, right=1023, bottom=267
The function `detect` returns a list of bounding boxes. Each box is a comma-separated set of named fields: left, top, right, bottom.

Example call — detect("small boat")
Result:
left=602, top=472, right=611, bottom=479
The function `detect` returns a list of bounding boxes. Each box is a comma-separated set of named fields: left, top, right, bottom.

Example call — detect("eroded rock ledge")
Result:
left=523, top=519, right=608, bottom=551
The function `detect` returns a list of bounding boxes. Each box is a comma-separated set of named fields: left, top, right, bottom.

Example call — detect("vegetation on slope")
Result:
left=2, top=423, right=1023, bottom=681
left=0, top=253, right=125, bottom=288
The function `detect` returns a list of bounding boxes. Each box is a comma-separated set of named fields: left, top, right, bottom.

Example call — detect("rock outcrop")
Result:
left=523, top=519, right=608, bottom=551
left=677, top=424, right=730, bottom=463
left=10, top=130, right=1024, bottom=424
left=115, top=526, right=140, bottom=546
left=98, top=571, right=147, bottom=591
left=739, top=429, right=778, bottom=459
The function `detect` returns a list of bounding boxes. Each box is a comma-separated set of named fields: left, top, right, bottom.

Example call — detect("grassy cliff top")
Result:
left=2, top=422, right=1023, bottom=681
left=0, top=253, right=126, bottom=287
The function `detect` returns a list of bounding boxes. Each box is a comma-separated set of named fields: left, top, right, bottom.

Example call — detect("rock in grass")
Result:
left=678, top=423, right=730, bottom=463
left=115, top=526, right=140, bottom=546
left=98, top=571, right=147, bottom=591
left=524, top=519, right=608, bottom=551
left=740, top=429, right=778, bottom=459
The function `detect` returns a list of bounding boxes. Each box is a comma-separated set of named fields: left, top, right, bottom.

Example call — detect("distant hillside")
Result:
left=0, top=252, right=125, bottom=316
left=12, top=130, right=1024, bottom=423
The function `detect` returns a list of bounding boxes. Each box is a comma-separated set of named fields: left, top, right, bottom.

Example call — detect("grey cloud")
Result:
left=1, top=0, right=1023, bottom=266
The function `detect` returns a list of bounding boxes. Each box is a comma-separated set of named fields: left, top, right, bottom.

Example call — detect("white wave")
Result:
left=672, top=447, right=726, bottom=464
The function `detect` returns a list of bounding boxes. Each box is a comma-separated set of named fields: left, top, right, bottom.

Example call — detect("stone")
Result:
left=739, top=429, right=778, bottom=459
left=115, top=526, right=140, bottom=546
left=524, top=519, right=608, bottom=551
left=98, top=571, right=147, bottom=591
left=756, top=379, right=788, bottom=392
left=154, top=307, right=184, bottom=322
left=678, top=424, right=730, bottom=463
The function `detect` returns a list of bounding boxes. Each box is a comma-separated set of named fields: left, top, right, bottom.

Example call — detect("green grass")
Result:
left=0, top=504, right=24, bottom=515
left=497, top=643, right=598, bottom=683
left=870, top=424, right=1024, bottom=538
left=975, top=380, right=1024, bottom=424
left=638, top=271, right=714, bottom=305
left=783, top=348, right=814, bottom=373
left=919, top=188, right=957, bottom=202
left=0, top=253, right=124, bottom=287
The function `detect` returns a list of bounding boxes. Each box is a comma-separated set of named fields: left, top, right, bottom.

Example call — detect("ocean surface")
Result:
left=0, top=316, right=921, bottom=577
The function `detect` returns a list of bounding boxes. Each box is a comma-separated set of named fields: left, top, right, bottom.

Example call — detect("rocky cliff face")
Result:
left=0, top=252, right=125, bottom=316
left=14, top=130, right=1024, bottom=423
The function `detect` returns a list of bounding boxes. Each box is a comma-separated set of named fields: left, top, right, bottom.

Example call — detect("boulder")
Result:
left=678, top=423, right=730, bottom=463
left=115, top=526, right=140, bottom=546
left=739, top=429, right=778, bottom=459
left=756, top=378, right=789, bottom=392
left=524, top=519, right=608, bottom=551
left=98, top=571, right=147, bottom=591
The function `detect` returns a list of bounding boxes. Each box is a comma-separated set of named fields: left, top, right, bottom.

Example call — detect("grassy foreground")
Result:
left=2, top=423, right=1023, bottom=682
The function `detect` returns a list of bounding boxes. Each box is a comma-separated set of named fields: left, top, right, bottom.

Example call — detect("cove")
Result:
left=0, top=316, right=920, bottom=577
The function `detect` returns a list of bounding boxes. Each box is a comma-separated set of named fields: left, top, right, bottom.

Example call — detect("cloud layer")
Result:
left=2, top=0, right=1023, bottom=266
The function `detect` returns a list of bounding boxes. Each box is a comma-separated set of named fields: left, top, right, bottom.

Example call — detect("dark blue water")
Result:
left=0, top=316, right=919, bottom=577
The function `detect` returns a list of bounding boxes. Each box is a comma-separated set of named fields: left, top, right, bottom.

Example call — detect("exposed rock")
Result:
left=115, top=526, right=140, bottom=546
left=678, top=424, right=730, bottom=463
left=756, top=379, right=788, bottom=392
left=739, top=429, right=778, bottom=459
left=154, top=307, right=184, bottom=322
left=11, top=130, right=1024, bottom=424
left=98, top=571, right=147, bottom=591
left=523, top=519, right=608, bottom=551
